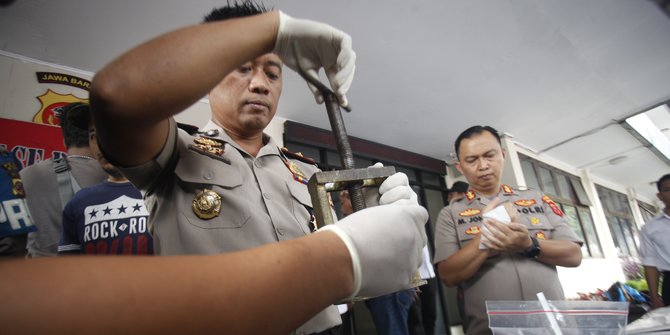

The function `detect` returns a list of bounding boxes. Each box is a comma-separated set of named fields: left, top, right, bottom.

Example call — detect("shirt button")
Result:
left=203, top=171, right=214, bottom=180
left=263, top=192, right=271, bottom=199
left=254, top=160, right=262, bottom=168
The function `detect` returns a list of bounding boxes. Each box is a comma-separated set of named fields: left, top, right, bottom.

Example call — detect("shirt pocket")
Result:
left=285, top=181, right=313, bottom=234
left=175, top=150, right=251, bottom=229
left=520, top=215, right=554, bottom=240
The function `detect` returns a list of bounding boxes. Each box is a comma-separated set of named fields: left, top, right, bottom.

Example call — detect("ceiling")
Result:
left=1, top=0, right=669, bottom=203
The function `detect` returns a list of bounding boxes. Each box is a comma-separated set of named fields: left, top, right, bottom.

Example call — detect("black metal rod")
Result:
left=323, top=93, right=365, bottom=212
left=292, top=41, right=364, bottom=212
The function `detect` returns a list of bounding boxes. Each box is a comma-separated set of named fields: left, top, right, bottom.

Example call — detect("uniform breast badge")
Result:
left=282, top=158, right=309, bottom=185
left=192, top=188, right=222, bottom=220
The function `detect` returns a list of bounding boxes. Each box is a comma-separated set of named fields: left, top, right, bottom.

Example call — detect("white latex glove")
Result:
left=273, top=11, right=356, bottom=107
left=320, top=203, right=428, bottom=299
left=364, top=163, right=418, bottom=207
left=479, top=205, right=511, bottom=250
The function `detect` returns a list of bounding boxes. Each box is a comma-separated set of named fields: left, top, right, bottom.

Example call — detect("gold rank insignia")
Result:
left=514, top=199, right=537, bottom=207
left=535, top=231, right=547, bottom=240
left=502, top=184, right=514, bottom=194
left=530, top=217, right=541, bottom=225
left=192, top=188, right=222, bottom=220
left=459, top=208, right=481, bottom=217
left=465, top=190, right=476, bottom=201
left=189, top=136, right=230, bottom=164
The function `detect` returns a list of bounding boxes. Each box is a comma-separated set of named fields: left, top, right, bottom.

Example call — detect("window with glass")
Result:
left=596, top=185, right=639, bottom=257
left=638, top=201, right=658, bottom=224
left=519, top=155, right=603, bottom=257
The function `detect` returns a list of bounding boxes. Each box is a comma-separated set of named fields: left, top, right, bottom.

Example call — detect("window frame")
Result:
left=519, top=154, right=602, bottom=258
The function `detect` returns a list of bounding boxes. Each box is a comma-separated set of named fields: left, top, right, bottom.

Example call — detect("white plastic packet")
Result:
left=479, top=205, right=511, bottom=250
left=486, top=299, right=629, bottom=334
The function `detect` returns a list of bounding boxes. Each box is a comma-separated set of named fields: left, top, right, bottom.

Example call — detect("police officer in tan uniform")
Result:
left=433, top=126, right=583, bottom=335
left=90, top=3, right=425, bottom=335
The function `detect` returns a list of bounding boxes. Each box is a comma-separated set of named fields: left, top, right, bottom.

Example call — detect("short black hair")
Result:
left=454, top=125, right=501, bottom=159
left=203, top=0, right=269, bottom=23
left=658, top=174, right=670, bottom=192
left=57, top=102, right=90, bottom=148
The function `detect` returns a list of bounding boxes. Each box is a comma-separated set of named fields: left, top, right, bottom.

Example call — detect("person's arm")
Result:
left=639, top=228, right=665, bottom=309
left=643, top=265, right=665, bottom=309
left=482, top=219, right=582, bottom=267
left=91, top=12, right=280, bottom=167
left=437, top=233, right=489, bottom=287
left=433, top=205, right=490, bottom=287
left=1, top=231, right=351, bottom=335
left=1, top=202, right=428, bottom=335
left=91, top=11, right=355, bottom=168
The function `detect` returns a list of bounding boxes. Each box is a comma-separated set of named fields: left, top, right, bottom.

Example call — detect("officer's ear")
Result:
left=454, top=161, right=464, bottom=175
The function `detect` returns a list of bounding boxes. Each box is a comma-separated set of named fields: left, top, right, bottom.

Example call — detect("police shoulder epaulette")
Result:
left=177, top=122, right=200, bottom=135
left=280, top=147, right=316, bottom=165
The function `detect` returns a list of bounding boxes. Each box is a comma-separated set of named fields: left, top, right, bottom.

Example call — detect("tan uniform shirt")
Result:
left=119, top=119, right=340, bottom=334
left=433, top=185, right=582, bottom=335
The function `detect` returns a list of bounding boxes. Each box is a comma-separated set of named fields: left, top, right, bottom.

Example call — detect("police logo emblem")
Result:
left=192, top=189, right=222, bottom=220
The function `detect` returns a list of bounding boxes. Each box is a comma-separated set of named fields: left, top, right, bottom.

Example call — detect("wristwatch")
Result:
left=521, top=236, right=541, bottom=258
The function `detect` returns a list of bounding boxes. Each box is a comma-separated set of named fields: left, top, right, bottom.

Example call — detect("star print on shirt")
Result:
left=88, top=209, right=98, bottom=219
left=132, top=203, right=142, bottom=212
left=117, top=204, right=127, bottom=214
left=103, top=206, right=112, bottom=216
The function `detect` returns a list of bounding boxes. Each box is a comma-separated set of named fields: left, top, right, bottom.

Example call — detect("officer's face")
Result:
left=455, top=131, right=505, bottom=196
left=657, top=178, right=670, bottom=208
left=209, top=53, right=283, bottom=136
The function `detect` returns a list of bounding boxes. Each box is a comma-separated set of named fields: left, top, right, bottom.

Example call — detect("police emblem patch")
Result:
left=192, top=188, right=222, bottom=220
left=541, top=195, right=564, bottom=217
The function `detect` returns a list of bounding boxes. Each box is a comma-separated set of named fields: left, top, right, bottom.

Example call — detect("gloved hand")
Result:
left=364, top=163, right=418, bottom=207
left=320, top=203, right=428, bottom=299
left=273, top=11, right=356, bottom=107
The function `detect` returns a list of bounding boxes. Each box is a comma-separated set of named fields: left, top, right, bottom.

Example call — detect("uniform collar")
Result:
left=464, top=184, right=517, bottom=203
left=202, top=120, right=277, bottom=157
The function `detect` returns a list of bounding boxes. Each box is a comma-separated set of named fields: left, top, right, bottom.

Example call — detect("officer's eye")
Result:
left=266, top=71, right=279, bottom=81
